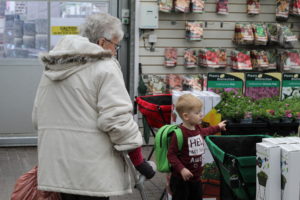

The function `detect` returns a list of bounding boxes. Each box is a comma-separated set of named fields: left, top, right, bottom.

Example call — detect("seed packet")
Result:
left=216, top=0, right=229, bottom=15
left=207, top=73, right=245, bottom=95
left=252, top=23, right=268, bottom=46
left=267, top=23, right=280, bottom=44
left=182, top=74, right=204, bottom=91
left=159, top=0, right=174, bottom=13
left=166, top=74, right=184, bottom=92
left=279, top=49, right=300, bottom=70
left=247, top=0, right=260, bottom=15
left=175, top=0, right=190, bottom=13
left=245, top=73, right=281, bottom=100
left=191, top=0, right=205, bottom=13
left=290, top=0, right=300, bottom=16
left=186, top=21, right=204, bottom=41
left=231, top=50, right=253, bottom=70
left=282, top=73, right=300, bottom=99
left=250, top=50, right=269, bottom=71
left=184, top=49, right=198, bottom=68
left=164, top=48, right=177, bottom=67
left=142, top=74, right=167, bottom=95
left=266, top=49, right=278, bottom=70
left=276, top=0, right=290, bottom=21
left=234, top=23, right=254, bottom=45
left=278, top=25, right=298, bottom=49
left=199, top=48, right=227, bottom=68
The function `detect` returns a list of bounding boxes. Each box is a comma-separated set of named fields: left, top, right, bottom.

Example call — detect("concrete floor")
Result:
left=0, top=146, right=167, bottom=200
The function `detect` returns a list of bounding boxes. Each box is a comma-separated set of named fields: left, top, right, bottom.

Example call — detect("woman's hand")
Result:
left=180, top=168, right=193, bottom=181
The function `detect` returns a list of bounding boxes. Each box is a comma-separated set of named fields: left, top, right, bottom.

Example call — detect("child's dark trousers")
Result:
left=170, top=175, right=202, bottom=200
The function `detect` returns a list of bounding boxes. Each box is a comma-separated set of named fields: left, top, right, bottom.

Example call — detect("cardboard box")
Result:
left=262, top=137, right=290, bottom=145
left=256, top=142, right=281, bottom=200
left=280, top=144, right=300, bottom=200
left=263, top=137, right=298, bottom=145
left=284, top=137, right=300, bottom=144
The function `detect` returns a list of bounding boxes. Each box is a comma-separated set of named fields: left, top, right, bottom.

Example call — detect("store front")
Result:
left=0, top=0, right=133, bottom=145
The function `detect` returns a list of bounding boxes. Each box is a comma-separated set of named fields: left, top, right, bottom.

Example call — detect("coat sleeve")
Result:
left=199, top=125, right=221, bottom=137
left=96, top=60, right=143, bottom=151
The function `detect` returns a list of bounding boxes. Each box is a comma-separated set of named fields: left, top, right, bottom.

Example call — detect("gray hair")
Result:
left=80, top=13, right=124, bottom=44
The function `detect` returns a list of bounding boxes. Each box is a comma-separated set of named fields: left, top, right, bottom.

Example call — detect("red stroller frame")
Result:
left=135, top=94, right=172, bottom=200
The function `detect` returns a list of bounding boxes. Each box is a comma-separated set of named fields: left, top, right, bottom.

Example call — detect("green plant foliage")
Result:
left=216, top=92, right=300, bottom=121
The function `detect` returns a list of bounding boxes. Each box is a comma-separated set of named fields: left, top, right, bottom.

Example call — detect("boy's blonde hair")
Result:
left=175, top=94, right=203, bottom=118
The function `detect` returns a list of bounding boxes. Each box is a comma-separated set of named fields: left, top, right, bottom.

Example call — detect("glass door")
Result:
left=0, top=0, right=118, bottom=145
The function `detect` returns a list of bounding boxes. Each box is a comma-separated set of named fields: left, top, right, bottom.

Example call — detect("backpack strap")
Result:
left=173, top=127, right=183, bottom=151
left=156, top=125, right=184, bottom=151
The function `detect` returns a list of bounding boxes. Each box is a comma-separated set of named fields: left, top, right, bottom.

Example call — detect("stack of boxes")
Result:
left=256, top=137, right=300, bottom=200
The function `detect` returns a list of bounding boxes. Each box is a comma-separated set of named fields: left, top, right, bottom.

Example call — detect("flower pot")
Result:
left=202, top=179, right=220, bottom=200
left=240, top=118, right=253, bottom=124
left=281, top=117, right=293, bottom=123
left=269, top=119, right=280, bottom=123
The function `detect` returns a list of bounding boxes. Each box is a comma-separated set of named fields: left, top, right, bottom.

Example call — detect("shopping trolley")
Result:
left=205, top=135, right=272, bottom=200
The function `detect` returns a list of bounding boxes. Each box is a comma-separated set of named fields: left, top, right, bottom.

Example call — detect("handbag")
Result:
left=11, top=166, right=61, bottom=200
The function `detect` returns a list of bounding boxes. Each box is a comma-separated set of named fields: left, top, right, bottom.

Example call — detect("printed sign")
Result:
left=51, top=26, right=79, bottom=35
left=245, top=73, right=281, bottom=100
left=207, top=73, right=244, bottom=95
left=282, top=73, right=300, bottom=99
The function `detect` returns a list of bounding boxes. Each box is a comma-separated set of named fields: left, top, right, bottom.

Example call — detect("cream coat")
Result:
left=32, top=35, right=143, bottom=197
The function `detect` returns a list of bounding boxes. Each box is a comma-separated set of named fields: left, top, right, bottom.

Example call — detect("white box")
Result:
left=280, top=144, right=300, bottom=200
left=282, top=137, right=299, bottom=144
left=256, top=142, right=281, bottom=200
left=262, top=137, right=292, bottom=145
left=285, top=137, right=300, bottom=144
left=139, top=3, right=158, bottom=29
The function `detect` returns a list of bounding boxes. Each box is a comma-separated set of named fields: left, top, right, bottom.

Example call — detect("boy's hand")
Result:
left=180, top=168, right=193, bottom=181
left=218, top=120, right=227, bottom=131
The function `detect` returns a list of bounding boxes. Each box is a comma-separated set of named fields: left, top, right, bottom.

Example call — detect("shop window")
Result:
left=50, top=2, right=109, bottom=49
left=0, top=1, right=48, bottom=58
left=0, top=1, right=109, bottom=58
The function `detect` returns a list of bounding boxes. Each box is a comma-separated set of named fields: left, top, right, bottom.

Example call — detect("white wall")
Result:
left=139, top=0, right=300, bottom=74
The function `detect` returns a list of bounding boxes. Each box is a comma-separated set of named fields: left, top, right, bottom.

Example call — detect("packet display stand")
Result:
left=256, top=142, right=281, bottom=200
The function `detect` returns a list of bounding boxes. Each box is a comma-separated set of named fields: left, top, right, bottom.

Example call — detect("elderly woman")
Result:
left=32, top=13, right=149, bottom=200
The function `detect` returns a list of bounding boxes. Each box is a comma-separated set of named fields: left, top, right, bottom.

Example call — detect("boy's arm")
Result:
left=199, top=125, right=221, bottom=137
left=167, top=133, right=185, bottom=173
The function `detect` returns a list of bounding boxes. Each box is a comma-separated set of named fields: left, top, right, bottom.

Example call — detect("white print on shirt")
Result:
left=188, top=135, right=204, bottom=156
left=190, top=157, right=201, bottom=163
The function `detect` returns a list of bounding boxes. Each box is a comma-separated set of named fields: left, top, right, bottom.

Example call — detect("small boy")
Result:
left=167, top=94, right=226, bottom=200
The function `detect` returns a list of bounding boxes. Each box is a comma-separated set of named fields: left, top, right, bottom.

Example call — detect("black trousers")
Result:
left=170, top=175, right=202, bottom=200
left=60, top=193, right=109, bottom=200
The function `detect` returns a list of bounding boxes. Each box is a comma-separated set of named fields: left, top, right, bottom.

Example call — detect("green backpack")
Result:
left=154, top=125, right=183, bottom=172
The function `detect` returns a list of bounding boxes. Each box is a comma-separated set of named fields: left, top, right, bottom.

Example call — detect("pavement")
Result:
left=0, top=145, right=167, bottom=200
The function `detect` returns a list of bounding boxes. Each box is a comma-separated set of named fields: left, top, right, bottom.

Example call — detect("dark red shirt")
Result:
left=167, top=124, right=220, bottom=181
